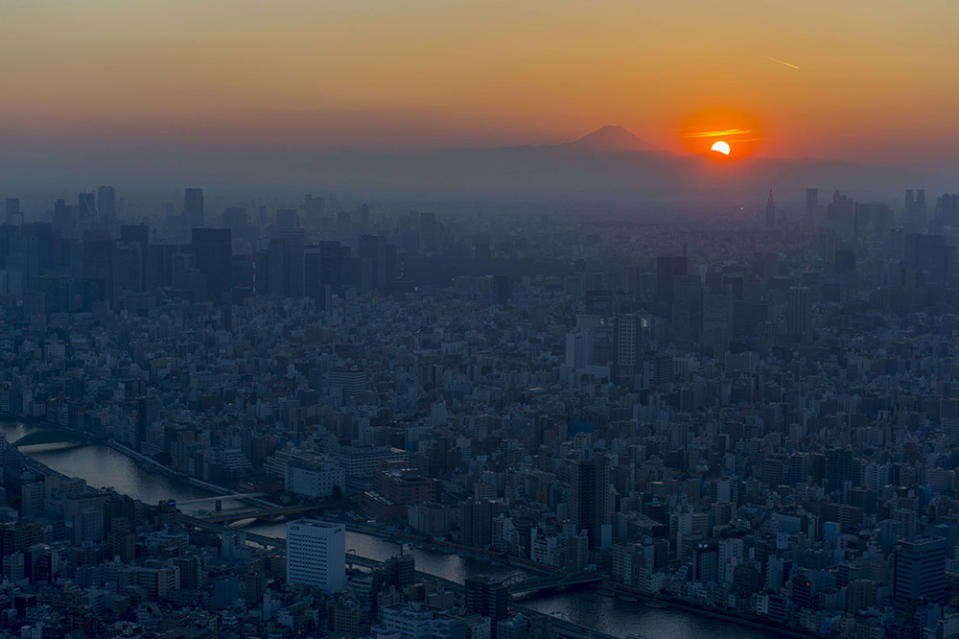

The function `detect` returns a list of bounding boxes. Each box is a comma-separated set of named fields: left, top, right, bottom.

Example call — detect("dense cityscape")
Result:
left=0, top=185, right=955, bottom=638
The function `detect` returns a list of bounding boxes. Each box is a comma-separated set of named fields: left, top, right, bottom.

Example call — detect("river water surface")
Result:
left=4, top=423, right=779, bottom=638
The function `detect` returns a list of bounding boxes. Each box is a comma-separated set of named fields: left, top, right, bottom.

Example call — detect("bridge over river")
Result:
left=10, top=425, right=103, bottom=448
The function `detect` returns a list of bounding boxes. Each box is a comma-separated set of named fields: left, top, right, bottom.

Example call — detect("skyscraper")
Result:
left=656, top=254, right=688, bottom=303
left=765, top=189, right=776, bottom=227
left=358, top=234, right=396, bottom=295
left=805, top=188, right=818, bottom=222
left=4, top=198, right=20, bottom=225
left=82, top=236, right=118, bottom=307
left=464, top=576, right=509, bottom=626
left=786, top=286, right=810, bottom=338
left=693, top=542, right=719, bottom=583
left=78, top=193, right=97, bottom=219
left=613, top=315, right=639, bottom=381
left=192, top=228, right=233, bottom=300
left=461, top=499, right=494, bottom=547
left=305, top=241, right=350, bottom=307
left=184, top=188, right=204, bottom=228
left=285, top=519, right=346, bottom=593
left=267, top=236, right=305, bottom=298
left=570, top=454, right=610, bottom=549
left=671, top=274, right=703, bottom=343
left=905, top=188, right=928, bottom=227
left=97, top=186, right=116, bottom=221
left=893, top=537, right=945, bottom=612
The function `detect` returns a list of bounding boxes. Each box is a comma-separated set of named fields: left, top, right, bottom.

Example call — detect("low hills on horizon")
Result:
left=297, top=125, right=934, bottom=200
left=0, top=124, right=948, bottom=202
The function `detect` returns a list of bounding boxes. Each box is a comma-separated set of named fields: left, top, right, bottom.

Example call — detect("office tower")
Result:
left=656, top=254, right=688, bottom=303
left=701, top=287, right=733, bottom=352
left=671, top=274, right=703, bottom=343
left=305, top=241, right=350, bottom=305
left=191, top=228, right=233, bottom=300
left=52, top=199, right=76, bottom=237
left=765, top=189, right=776, bottom=227
left=717, top=537, right=744, bottom=584
left=786, top=286, right=810, bottom=338
left=117, top=224, right=149, bottom=293
left=565, top=328, right=592, bottom=370
left=4, top=198, right=19, bottom=225
left=82, top=236, right=118, bottom=307
left=357, top=234, right=396, bottom=295
left=785, top=452, right=806, bottom=486
left=97, top=186, right=116, bottom=220
left=267, top=236, right=305, bottom=298
left=693, top=542, right=719, bottom=583
left=905, top=189, right=915, bottom=216
left=464, top=576, right=509, bottom=625
left=613, top=315, right=639, bottom=381
left=116, top=241, right=144, bottom=293
left=936, top=194, right=959, bottom=225
left=903, top=233, right=948, bottom=282
left=461, top=499, right=494, bottom=547
left=379, top=554, right=416, bottom=589
left=184, top=188, right=204, bottom=228
left=120, top=223, right=148, bottom=247
left=570, top=454, right=610, bottom=549
left=285, top=519, right=345, bottom=593
left=893, top=537, right=945, bottom=612
left=78, top=193, right=97, bottom=219
left=805, top=188, right=818, bottom=222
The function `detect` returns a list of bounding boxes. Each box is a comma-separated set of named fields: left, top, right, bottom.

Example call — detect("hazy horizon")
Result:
left=5, top=1, right=959, bottom=166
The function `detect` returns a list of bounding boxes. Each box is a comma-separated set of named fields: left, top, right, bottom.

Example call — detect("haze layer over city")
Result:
left=1, top=2, right=959, bottom=639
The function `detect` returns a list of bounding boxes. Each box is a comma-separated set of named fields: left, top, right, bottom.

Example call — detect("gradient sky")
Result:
left=3, top=0, right=958, bottom=162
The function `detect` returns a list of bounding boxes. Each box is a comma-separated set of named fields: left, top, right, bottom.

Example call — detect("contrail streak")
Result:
left=768, top=56, right=800, bottom=70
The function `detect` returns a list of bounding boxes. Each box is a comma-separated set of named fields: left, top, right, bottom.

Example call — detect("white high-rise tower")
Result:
left=286, top=519, right=346, bottom=593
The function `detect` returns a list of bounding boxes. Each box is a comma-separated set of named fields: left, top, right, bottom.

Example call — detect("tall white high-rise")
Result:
left=286, top=519, right=346, bottom=593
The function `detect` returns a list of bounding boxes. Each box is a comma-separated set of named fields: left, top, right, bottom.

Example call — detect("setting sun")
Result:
left=711, top=140, right=731, bottom=156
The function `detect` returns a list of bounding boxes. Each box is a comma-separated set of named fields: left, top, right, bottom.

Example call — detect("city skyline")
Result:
left=4, top=3, right=959, bottom=639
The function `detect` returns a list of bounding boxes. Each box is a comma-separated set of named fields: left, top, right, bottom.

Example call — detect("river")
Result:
left=3, top=423, right=779, bottom=638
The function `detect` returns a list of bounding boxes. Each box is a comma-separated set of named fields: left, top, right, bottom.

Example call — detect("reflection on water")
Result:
left=2, top=423, right=778, bottom=638
left=31, top=443, right=214, bottom=504
left=242, top=520, right=525, bottom=585
left=521, top=592, right=780, bottom=639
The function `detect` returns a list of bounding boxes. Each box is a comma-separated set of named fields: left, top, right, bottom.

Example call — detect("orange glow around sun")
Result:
left=680, top=108, right=762, bottom=159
